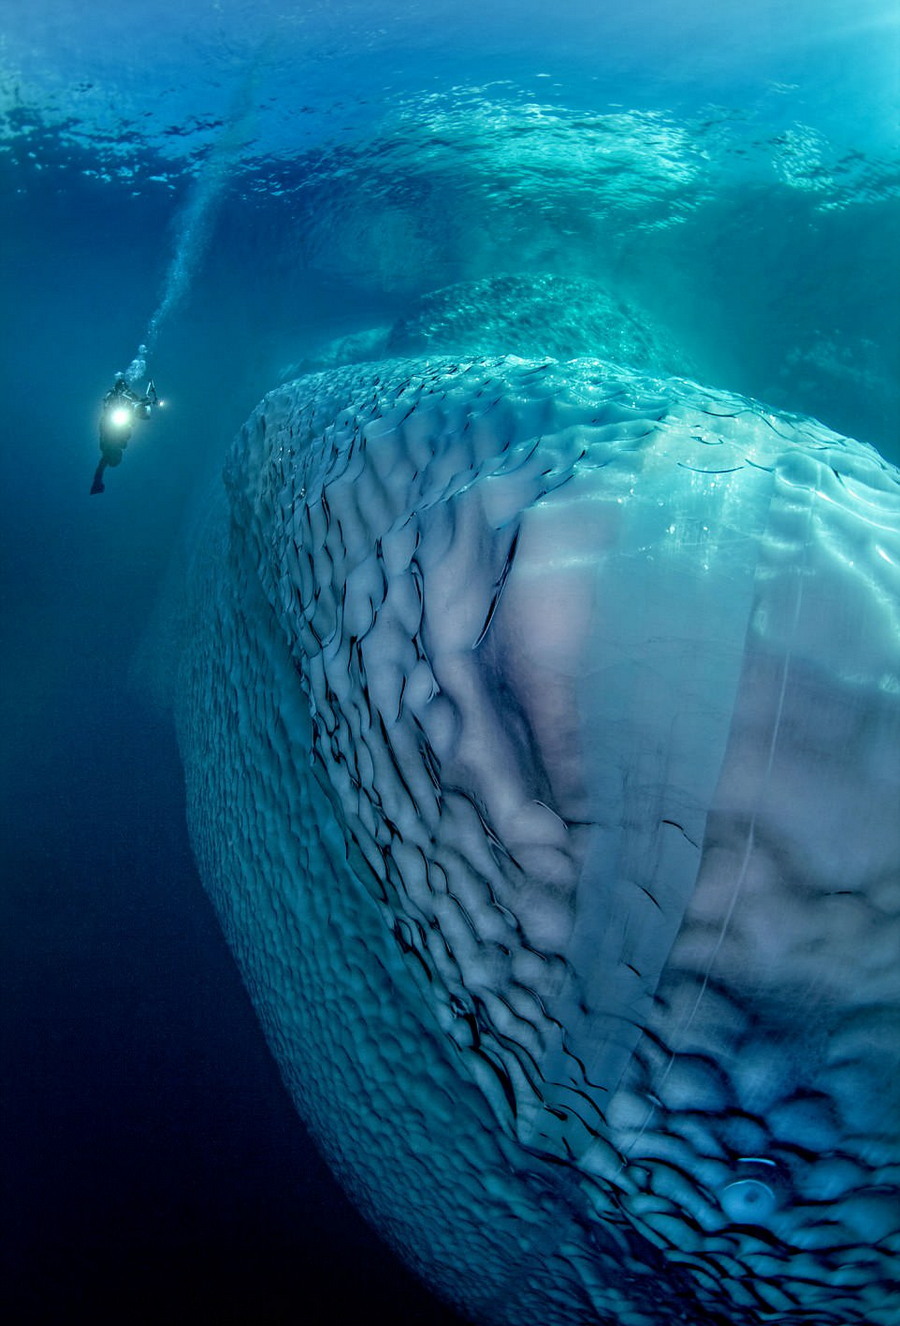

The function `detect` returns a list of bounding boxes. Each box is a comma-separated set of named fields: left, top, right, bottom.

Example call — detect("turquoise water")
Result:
left=2, top=3, right=898, bottom=1322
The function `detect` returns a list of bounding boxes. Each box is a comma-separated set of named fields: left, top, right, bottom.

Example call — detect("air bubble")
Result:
left=721, top=1177, right=777, bottom=1222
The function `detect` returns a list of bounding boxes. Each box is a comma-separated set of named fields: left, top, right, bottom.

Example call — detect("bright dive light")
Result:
left=110, top=406, right=132, bottom=427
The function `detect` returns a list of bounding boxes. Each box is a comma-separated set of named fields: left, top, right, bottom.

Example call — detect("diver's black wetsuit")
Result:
left=90, top=377, right=157, bottom=495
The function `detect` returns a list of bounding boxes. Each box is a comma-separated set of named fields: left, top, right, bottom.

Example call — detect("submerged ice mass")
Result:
left=174, top=351, right=900, bottom=1326
left=4, top=0, right=898, bottom=1318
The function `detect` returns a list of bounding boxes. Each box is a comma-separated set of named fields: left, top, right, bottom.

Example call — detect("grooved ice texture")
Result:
left=177, top=356, right=900, bottom=1326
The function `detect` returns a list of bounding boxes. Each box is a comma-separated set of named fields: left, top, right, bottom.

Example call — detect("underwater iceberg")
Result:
left=173, top=350, right=900, bottom=1326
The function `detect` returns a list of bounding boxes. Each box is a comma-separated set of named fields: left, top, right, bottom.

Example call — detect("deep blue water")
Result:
left=2, top=2, right=898, bottom=1322
left=0, top=181, right=464, bottom=1326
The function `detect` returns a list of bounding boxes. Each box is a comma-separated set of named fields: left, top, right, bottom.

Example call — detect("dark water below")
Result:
left=0, top=162, right=467, bottom=1324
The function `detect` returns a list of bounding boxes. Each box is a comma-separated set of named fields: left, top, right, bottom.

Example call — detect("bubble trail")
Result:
left=124, top=55, right=264, bottom=385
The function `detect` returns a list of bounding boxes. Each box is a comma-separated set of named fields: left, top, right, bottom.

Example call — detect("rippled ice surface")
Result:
left=2, top=2, right=898, bottom=1323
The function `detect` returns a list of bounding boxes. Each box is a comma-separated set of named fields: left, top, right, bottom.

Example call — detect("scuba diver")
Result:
left=90, top=374, right=159, bottom=495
